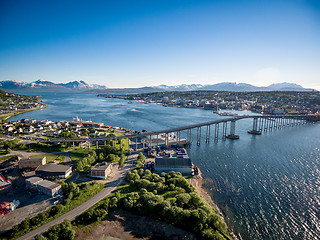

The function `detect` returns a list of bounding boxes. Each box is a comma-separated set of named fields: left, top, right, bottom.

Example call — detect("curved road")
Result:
left=16, top=155, right=136, bottom=240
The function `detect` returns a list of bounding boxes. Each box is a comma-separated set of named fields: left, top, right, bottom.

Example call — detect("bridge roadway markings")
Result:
left=16, top=156, right=136, bottom=240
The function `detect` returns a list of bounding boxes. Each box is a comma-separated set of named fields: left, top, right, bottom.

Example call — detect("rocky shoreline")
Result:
left=190, top=171, right=240, bottom=240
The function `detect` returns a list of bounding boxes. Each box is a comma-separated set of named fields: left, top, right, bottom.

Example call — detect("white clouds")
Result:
left=253, top=67, right=281, bottom=86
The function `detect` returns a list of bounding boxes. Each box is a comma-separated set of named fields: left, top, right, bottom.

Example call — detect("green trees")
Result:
left=38, top=220, right=75, bottom=240
left=60, top=132, right=78, bottom=139
left=136, top=152, right=145, bottom=168
left=119, top=169, right=230, bottom=240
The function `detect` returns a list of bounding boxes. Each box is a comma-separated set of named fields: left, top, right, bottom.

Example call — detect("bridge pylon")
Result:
left=226, top=120, right=240, bottom=139
left=248, top=117, right=262, bottom=135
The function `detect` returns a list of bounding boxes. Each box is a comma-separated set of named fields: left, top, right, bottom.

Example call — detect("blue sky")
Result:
left=0, top=0, right=319, bottom=89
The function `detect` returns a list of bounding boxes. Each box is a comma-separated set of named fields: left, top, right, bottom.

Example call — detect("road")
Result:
left=16, top=154, right=136, bottom=240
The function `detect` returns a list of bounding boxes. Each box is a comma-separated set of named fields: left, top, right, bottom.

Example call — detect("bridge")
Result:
left=31, top=114, right=320, bottom=149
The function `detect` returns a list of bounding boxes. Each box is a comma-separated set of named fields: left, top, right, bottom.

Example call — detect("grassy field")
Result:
left=30, top=154, right=65, bottom=163
left=69, top=148, right=95, bottom=161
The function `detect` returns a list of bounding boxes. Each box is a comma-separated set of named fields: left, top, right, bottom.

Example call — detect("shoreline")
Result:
left=4, top=105, right=48, bottom=121
left=190, top=171, right=240, bottom=240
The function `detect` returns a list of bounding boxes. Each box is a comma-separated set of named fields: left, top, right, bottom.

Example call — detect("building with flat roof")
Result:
left=25, top=177, right=61, bottom=197
left=35, top=164, right=72, bottom=179
left=37, top=180, right=61, bottom=197
left=154, top=157, right=193, bottom=175
left=25, top=176, right=43, bottom=189
left=91, top=162, right=112, bottom=179
left=19, top=157, right=46, bottom=170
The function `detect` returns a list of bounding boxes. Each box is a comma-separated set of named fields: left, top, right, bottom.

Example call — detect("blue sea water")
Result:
left=10, top=92, right=320, bottom=239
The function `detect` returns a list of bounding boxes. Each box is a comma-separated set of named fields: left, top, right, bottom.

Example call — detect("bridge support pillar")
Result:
left=73, top=142, right=75, bottom=148
left=222, top=122, right=227, bottom=141
left=112, top=140, right=115, bottom=148
left=120, top=139, right=123, bottom=150
left=205, top=125, right=210, bottom=143
left=214, top=123, right=219, bottom=143
left=96, top=141, right=98, bottom=149
left=248, top=117, right=262, bottom=135
left=187, top=129, right=192, bottom=145
left=196, top=127, right=201, bottom=145
left=264, top=118, right=268, bottom=132
left=226, top=120, right=239, bottom=139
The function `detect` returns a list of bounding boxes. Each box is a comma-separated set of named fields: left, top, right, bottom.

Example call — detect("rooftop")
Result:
left=155, top=157, right=192, bottom=167
left=26, top=176, right=43, bottom=184
left=37, top=179, right=60, bottom=190
left=92, top=162, right=111, bottom=171
left=21, top=157, right=46, bottom=162
left=35, top=163, right=71, bottom=173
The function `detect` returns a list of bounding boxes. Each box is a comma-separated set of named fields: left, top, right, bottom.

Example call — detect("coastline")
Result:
left=4, top=105, right=47, bottom=121
left=190, top=171, right=240, bottom=240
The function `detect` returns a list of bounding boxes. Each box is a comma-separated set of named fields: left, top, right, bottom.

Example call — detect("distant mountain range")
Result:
left=93, top=82, right=315, bottom=94
left=154, top=82, right=315, bottom=92
left=0, top=80, right=316, bottom=93
left=0, top=80, right=107, bottom=92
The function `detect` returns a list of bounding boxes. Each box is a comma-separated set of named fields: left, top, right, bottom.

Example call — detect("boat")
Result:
left=226, top=134, right=240, bottom=139
left=248, top=130, right=262, bottom=135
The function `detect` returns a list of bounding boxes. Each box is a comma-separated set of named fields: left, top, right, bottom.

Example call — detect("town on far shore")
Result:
left=100, top=90, right=320, bottom=115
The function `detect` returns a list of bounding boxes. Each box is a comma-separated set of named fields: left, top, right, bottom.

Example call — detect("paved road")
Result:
left=16, top=155, right=136, bottom=240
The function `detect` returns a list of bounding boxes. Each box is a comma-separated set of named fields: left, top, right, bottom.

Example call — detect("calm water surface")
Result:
left=10, top=92, right=320, bottom=240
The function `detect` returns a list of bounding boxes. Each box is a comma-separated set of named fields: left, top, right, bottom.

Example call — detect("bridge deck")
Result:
left=31, top=114, right=319, bottom=143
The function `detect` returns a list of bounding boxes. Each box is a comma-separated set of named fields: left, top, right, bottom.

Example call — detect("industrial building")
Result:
left=25, top=176, right=61, bottom=197
left=35, top=164, right=72, bottom=179
left=154, top=157, right=193, bottom=175
left=91, top=162, right=112, bottom=179
left=18, top=157, right=46, bottom=170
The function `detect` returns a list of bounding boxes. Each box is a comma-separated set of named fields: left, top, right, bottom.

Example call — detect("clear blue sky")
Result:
left=0, top=0, right=319, bottom=89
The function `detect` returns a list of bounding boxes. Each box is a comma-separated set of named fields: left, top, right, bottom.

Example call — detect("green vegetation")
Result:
left=9, top=142, right=72, bottom=153
left=70, top=141, right=129, bottom=174
left=2, top=182, right=104, bottom=240
left=30, top=154, right=65, bottom=163
left=34, top=220, right=75, bottom=240
left=76, top=169, right=231, bottom=240
left=135, top=152, right=146, bottom=168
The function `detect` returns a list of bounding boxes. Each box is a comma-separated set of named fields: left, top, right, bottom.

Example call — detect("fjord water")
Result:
left=10, top=92, right=320, bottom=239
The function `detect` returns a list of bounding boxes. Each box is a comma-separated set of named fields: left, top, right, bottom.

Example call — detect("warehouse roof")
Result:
left=155, top=157, right=192, bottom=168
left=26, top=176, right=43, bottom=185
left=35, top=164, right=71, bottom=173
left=37, top=179, right=60, bottom=190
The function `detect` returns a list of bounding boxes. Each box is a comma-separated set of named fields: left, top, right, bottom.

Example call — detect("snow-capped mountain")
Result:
left=153, top=82, right=313, bottom=92
left=0, top=80, right=314, bottom=93
left=0, top=80, right=107, bottom=92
